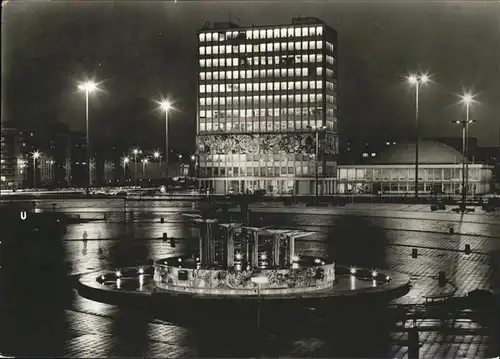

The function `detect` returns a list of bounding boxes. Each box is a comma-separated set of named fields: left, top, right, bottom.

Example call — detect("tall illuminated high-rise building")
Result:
left=196, top=17, right=338, bottom=195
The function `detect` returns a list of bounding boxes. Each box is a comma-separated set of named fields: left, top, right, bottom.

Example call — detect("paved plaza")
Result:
left=1, top=198, right=499, bottom=358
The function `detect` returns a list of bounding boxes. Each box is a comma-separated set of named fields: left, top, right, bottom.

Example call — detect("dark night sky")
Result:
left=2, top=0, right=500, bottom=153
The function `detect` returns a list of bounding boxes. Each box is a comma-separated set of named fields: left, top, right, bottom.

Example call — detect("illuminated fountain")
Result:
left=153, top=214, right=336, bottom=297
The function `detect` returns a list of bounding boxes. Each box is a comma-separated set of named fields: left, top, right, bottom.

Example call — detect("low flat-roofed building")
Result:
left=337, top=140, right=494, bottom=195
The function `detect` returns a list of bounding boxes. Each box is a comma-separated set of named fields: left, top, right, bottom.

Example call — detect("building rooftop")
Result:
left=373, top=140, right=466, bottom=165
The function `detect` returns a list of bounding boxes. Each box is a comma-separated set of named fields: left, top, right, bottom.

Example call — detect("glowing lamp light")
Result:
left=116, top=270, right=122, bottom=278
left=461, top=92, right=474, bottom=105
left=160, top=100, right=172, bottom=112
left=420, top=74, right=429, bottom=83
left=123, top=157, right=130, bottom=164
left=153, top=151, right=160, bottom=159
left=292, top=255, right=299, bottom=262
left=196, top=257, right=200, bottom=262
left=372, top=270, right=378, bottom=278
left=132, top=148, right=139, bottom=155
left=386, top=275, right=391, bottom=282
left=33, top=151, right=41, bottom=159
left=138, top=267, right=144, bottom=275
left=78, top=80, right=98, bottom=93
left=177, top=258, right=182, bottom=262
left=314, top=258, right=321, bottom=264
left=235, top=253, right=242, bottom=260
left=350, top=266, right=357, bottom=275
left=260, top=253, right=267, bottom=261
left=407, top=75, right=418, bottom=84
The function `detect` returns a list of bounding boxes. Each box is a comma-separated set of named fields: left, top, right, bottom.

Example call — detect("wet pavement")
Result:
left=1, top=198, right=499, bottom=358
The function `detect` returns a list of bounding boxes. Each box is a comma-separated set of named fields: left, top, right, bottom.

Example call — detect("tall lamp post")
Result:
left=452, top=92, right=476, bottom=211
left=32, top=150, right=41, bottom=189
left=159, top=100, right=172, bottom=179
left=141, top=158, right=149, bottom=179
left=132, top=148, right=140, bottom=186
left=153, top=151, right=162, bottom=177
left=122, top=157, right=130, bottom=183
left=407, top=73, right=429, bottom=198
left=307, top=125, right=326, bottom=204
left=78, top=80, right=98, bottom=190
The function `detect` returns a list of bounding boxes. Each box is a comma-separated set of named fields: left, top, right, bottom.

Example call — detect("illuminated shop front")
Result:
left=337, top=141, right=494, bottom=195
left=195, top=18, right=338, bottom=195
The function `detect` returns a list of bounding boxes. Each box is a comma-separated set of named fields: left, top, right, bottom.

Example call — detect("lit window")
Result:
left=220, top=58, right=225, bottom=66
left=246, top=44, right=252, bottom=53
left=200, top=85, right=206, bottom=93
left=247, top=30, right=253, bottom=39
left=316, top=41, right=323, bottom=49
left=206, top=84, right=212, bottom=92
left=309, top=81, right=315, bottom=89
left=295, top=94, right=301, bottom=102
left=199, top=60, right=206, bottom=67
left=200, top=98, right=206, bottom=105
left=199, top=33, right=206, bottom=42
left=206, top=33, right=213, bottom=41
left=260, top=83, right=266, bottom=91
left=213, top=46, right=219, bottom=54
left=287, top=69, right=294, bottom=77
left=287, top=42, right=294, bottom=51
left=200, top=110, right=206, bottom=117
left=233, top=58, right=239, bottom=66
left=295, top=42, right=301, bottom=50
left=317, top=26, right=323, bottom=35
left=266, top=83, right=273, bottom=91
left=239, top=44, right=245, bottom=53
left=273, top=29, right=280, bottom=38
left=260, top=30, right=266, bottom=39
left=316, top=81, right=322, bottom=89
left=253, top=69, right=259, bottom=77
left=206, top=72, right=213, bottom=80
left=302, top=68, right=308, bottom=76
left=287, top=28, right=294, bottom=37
left=294, top=68, right=301, bottom=76
left=226, top=71, right=232, bottom=79
left=200, top=72, right=206, bottom=80
left=302, top=27, right=308, bottom=36
left=213, top=97, right=218, bottom=105
left=233, top=70, right=239, bottom=79
left=253, top=30, right=259, bottom=39
left=272, top=69, right=278, bottom=77
left=317, top=54, right=323, bottom=62
left=246, top=70, right=252, bottom=78
left=309, top=41, right=316, bottom=50
left=267, top=29, right=273, bottom=38
left=260, top=43, right=266, bottom=52
left=280, top=28, right=287, bottom=37
left=206, top=46, right=212, bottom=55
left=267, top=43, right=273, bottom=52
left=199, top=47, right=206, bottom=55
left=309, top=54, right=315, bottom=63
left=206, top=59, right=212, bottom=67
left=240, top=70, right=245, bottom=79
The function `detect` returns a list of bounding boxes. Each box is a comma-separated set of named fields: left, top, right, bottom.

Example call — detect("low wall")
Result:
left=154, top=262, right=335, bottom=296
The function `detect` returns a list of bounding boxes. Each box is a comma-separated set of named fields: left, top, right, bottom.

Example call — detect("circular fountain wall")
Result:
left=153, top=256, right=335, bottom=296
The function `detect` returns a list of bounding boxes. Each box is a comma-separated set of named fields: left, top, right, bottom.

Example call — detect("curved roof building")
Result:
left=373, top=140, right=465, bottom=165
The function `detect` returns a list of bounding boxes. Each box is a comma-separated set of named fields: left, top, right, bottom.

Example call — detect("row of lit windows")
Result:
left=199, top=68, right=335, bottom=80
left=199, top=26, right=324, bottom=43
left=198, top=95, right=336, bottom=107
left=199, top=41, right=330, bottom=55
left=200, top=81, right=328, bottom=93
left=199, top=120, right=335, bottom=133
left=198, top=94, right=335, bottom=105
left=338, top=168, right=482, bottom=181
left=199, top=54, right=335, bottom=68
left=200, top=153, right=335, bottom=161
left=200, top=107, right=322, bottom=117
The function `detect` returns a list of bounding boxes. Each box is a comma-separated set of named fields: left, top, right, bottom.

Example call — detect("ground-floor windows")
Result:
left=198, top=178, right=336, bottom=195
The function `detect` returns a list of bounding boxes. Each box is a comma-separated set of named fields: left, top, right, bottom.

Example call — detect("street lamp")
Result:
left=32, top=151, right=41, bottom=189
left=158, top=99, right=172, bottom=179
left=407, top=73, right=430, bottom=198
left=307, top=125, right=326, bottom=204
left=78, top=80, right=99, bottom=189
left=132, top=148, right=140, bottom=185
left=122, top=156, right=130, bottom=180
left=141, top=158, right=149, bottom=178
left=452, top=92, right=476, bottom=211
